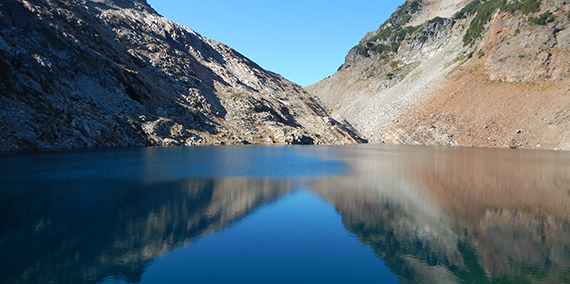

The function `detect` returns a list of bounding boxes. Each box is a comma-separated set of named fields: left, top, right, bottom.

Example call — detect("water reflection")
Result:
left=312, top=146, right=570, bottom=283
left=0, top=176, right=292, bottom=284
left=1, top=145, right=570, bottom=283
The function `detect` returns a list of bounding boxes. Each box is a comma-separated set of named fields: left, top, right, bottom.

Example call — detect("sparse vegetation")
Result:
left=354, top=0, right=545, bottom=58
left=478, top=50, right=485, bottom=58
left=457, top=0, right=542, bottom=45
left=386, top=72, right=394, bottom=80
left=368, top=25, right=422, bottom=43
left=399, top=15, right=413, bottom=26
left=503, top=0, right=541, bottom=15
left=353, top=0, right=424, bottom=57
left=380, top=0, right=423, bottom=27
left=428, top=16, right=446, bottom=25
left=515, top=28, right=521, bottom=34
left=355, top=24, right=423, bottom=57
left=354, top=44, right=367, bottom=56
left=528, top=11, right=557, bottom=25
left=408, top=0, right=421, bottom=14
left=462, top=0, right=507, bottom=46
left=453, top=0, right=483, bottom=19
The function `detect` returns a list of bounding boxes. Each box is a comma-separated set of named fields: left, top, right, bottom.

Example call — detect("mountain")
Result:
left=306, top=0, right=570, bottom=150
left=0, top=0, right=364, bottom=152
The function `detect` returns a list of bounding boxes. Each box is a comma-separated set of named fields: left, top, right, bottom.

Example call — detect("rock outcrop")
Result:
left=0, top=0, right=364, bottom=152
left=307, top=0, right=570, bottom=150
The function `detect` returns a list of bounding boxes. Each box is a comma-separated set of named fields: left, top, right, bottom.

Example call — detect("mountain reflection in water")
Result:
left=1, top=145, right=569, bottom=283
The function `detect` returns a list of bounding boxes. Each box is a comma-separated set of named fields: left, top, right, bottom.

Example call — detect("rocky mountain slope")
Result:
left=307, top=0, right=570, bottom=150
left=0, top=0, right=364, bottom=152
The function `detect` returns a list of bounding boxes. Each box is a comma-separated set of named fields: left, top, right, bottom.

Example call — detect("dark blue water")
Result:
left=1, top=145, right=570, bottom=284
left=137, top=190, right=396, bottom=284
left=0, top=146, right=348, bottom=180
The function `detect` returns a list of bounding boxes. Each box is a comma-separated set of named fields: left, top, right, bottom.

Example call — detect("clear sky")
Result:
left=146, top=0, right=405, bottom=86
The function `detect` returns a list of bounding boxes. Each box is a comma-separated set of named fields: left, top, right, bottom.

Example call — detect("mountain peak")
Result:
left=307, top=0, right=570, bottom=150
left=0, top=0, right=364, bottom=152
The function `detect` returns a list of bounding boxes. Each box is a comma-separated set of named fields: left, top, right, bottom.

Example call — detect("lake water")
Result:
left=1, top=145, right=570, bottom=284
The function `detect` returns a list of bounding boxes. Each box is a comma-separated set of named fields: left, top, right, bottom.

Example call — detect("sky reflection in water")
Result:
left=140, top=190, right=397, bottom=284
left=1, top=145, right=570, bottom=284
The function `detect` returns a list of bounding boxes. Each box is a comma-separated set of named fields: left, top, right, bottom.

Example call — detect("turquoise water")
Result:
left=1, top=145, right=570, bottom=283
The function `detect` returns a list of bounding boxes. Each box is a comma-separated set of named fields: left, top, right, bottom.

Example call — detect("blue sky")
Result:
left=146, top=0, right=405, bottom=86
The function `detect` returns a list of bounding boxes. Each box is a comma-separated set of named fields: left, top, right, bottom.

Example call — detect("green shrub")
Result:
left=528, top=11, right=557, bottom=25
left=503, top=0, right=540, bottom=15
left=428, top=16, right=446, bottom=25
left=354, top=44, right=369, bottom=57
left=355, top=0, right=425, bottom=57
left=453, top=0, right=482, bottom=19
left=384, top=0, right=423, bottom=27
left=368, top=26, right=396, bottom=42
left=409, top=0, right=421, bottom=13
left=363, top=23, right=422, bottom=56
left=566, top=10, right=570, bottom=18
left=405, top=25, right=422, bottom=35
left=370, top=44, right=392, bottom=54
left=458, top=0, right=542, bottom=45
left=520, top=0, right=540, bottom=15
left=399, top=15, right=412, bottom=26
left=478, top=50, right=485, bottom=58
left=463, top=0, right=506, bottom=46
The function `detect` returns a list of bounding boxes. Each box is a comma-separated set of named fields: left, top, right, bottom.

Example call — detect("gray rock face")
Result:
left=307, top=0, right=570, bottom=149
left=306, top=4, right=470, bottom=143
left=0, top=0, right=364, bottom=152
left=482, top=7, right=570, bottom=82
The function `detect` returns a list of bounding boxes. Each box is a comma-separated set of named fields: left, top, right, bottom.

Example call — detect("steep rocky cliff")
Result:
left=307, top=0, right=570, bottom=150
left=0, top=0, right=364, bottom=152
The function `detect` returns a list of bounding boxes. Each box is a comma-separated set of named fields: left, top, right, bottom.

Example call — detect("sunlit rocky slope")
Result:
left=307, top=0, right=570, bottom=150
left=0, top=0, right=363, bottom=152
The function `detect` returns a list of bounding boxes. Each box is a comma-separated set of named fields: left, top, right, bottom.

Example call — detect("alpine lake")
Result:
left=1, top=144, right=570, bottom=284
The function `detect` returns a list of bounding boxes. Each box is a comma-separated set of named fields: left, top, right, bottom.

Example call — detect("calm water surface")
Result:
left=1, top=145, right=570, bottom=283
